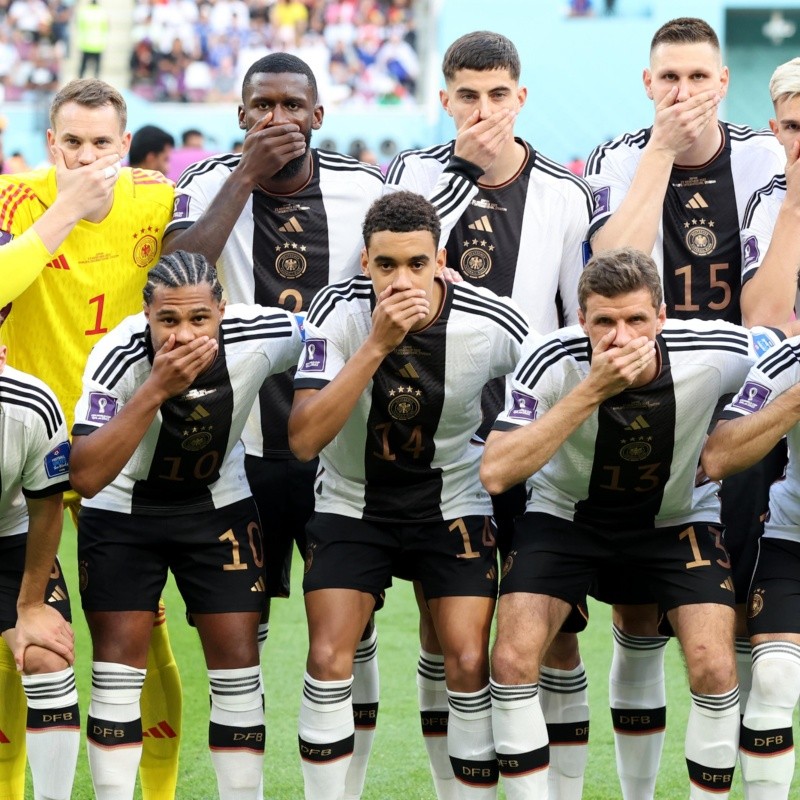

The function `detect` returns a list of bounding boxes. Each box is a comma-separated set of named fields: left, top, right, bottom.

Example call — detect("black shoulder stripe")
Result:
left=0, top=377, right=62, bottom=438
left=452, top=285, right=528, bottom=341
left=742, top=174, right=786, bottom=228
left=385, top=143, right=453, bottom=184
left=92, top=331, right=148, bottom=388
left=307, top=278, right=372, bottom=327
left=727, top=124, right=774, bottom=142
left=429, top=173, right=476, bottom=220
left=662, top=328, right=750, bottom=355
left=517, top=337, right=588, bottom=387
left=757, top=341, right=800, bottom=378
left=533, top=155, right=595, bottom=214
left=176, top=153, right=241, bottom=189
left=318, top=151, right=384, bottom=180
left=585, top=129, right=648, bottom=175
left=222, top=314, right=295, bottom=344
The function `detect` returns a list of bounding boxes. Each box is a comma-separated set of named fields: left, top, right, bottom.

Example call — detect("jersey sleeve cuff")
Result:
left=294, top=377, right=331, bottom=390
left=71, top=423, right=101, bottom=437
left=164, top=219, right=194, bottom=235
left=492, top=419, right=523, bottom=432
left=444, top=156, right=485, bottom=184
left=22, top=480, right=70, bottom=499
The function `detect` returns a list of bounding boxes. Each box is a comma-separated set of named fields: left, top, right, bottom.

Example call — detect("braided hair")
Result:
left=143, top=250, right=223, bottom=305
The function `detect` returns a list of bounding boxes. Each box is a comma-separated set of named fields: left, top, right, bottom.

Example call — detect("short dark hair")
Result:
left=650, top=17, right=720, bottom=53
left=181, top=128, right=203, bottom=146
left=578, top=247, right=663, bottom=312
left=241, top=52, right=318, bottom=102
left=442, top=31, right=520, bottom=82
left=362, top=191, right=440, bottom=248
left=129, top=125, right=175, bottom=167
left=50, top=79, right=127, bottom=131
left=143, top=251, right=223, bottom=305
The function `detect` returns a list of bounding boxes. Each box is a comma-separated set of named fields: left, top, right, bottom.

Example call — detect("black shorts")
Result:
left=720, top=441, right=787, bottom=603
left=303, top=512, right=498, bottom=601
left=747, top=537, right=800, bottom=636
left=78, top=498, right=266, bottom=615
left=500, top=513, right=735, bottom=615
left=0, top=534, right=71, bottom=632
left=244, top=454, right=317, bottom=598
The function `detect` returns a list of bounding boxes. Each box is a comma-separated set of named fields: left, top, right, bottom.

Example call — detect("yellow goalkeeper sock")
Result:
left=0, top=640, right=25, bottom=800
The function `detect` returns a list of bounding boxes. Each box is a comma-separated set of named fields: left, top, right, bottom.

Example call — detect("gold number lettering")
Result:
left=278, top=289, right=303, bottom=313
left=219, top=529, right=248, bottom=571
left=194, top=451, right=219, bottom=480
left=450, top=518, right=480, bottom=559
left=49, top=561, right=61, bottom=580
left=673, top=265, right=700, bottom=312
left=373, top=422, right=396, bottom=461
left=159, top=456, right=184, bottom=481
left=709, top=525, right=731, bottom=569
left=635, top=463, right=661, bottom=492
left=599, top=465, right=625, bottom=492
left=679, top=526, right=711, bottom=569
left=373, top=422, right=426, bottom=461
left=247, top=521, right=264, bottom=568
left=708, top=263, right=731, bottom=311
left=400, top=425, right=424, bottom=459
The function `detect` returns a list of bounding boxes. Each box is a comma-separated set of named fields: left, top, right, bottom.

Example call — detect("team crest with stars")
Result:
left=388, top=385, right=422, bottom=420
left=619, top=435, right=653, bottom=462
left=275, top=242, right=308, bottom=279
left=748, top=587, right=765, bottom=619
left=460, top=239, right=495, bottom=279
left=181, top=426, right=213, bottom=451
left=684, top=217, right=717, bottom=256
left=132, top=227, right=159, bottom=268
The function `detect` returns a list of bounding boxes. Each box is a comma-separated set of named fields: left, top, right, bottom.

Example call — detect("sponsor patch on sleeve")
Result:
left=582, top=240, right=592, bottom=266
left=592, top=186, right=610, bottom=218
left=508, top=390, right=538, bottom=421
left=294, top=312, right=307, bottom=342
left=751, top=330, right=778, bottom=357
left=44, top=441, right=70, bottom=478
left=172, top=193, right=191, bottom=219
left=742, top=235, right=760, bottom=269
left=87, top=392, right=118, bottom=423
left=301, top=339, right=327, bottom=372
left=732, top=381, right=771, bottom=413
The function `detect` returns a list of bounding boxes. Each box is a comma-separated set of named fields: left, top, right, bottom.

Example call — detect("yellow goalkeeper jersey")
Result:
left=0, top=166, right=174, bottom=429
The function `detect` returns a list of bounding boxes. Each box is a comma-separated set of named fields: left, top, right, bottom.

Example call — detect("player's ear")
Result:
left=517, top=86, right=527, bottom=110
left=360, top=247, right=370, bottom=276
left=440, top=89, right=452, bottom=116
left=119, top=131, right=132, bottom=159
left=718, top=66, right=729, bottom=98
left=655, top=303, right=666, bottom=334
left=643, top=68, right=653, bottom=99
left=218, top=299, right=226, bottom=320
left=435, top=248, right=446, bottom=275
left=312, top=104, right=324, bottom=130
left=143, top=301, right=150, bottom=319
left=577, top=308, right=587, bottom=332
left=237, top=105, right=246, bottom=130
left=0, top=344, right=7, bottom=371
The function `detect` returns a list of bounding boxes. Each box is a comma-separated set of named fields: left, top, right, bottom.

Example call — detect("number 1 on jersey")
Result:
left=85, top=293, right=109, bottom=336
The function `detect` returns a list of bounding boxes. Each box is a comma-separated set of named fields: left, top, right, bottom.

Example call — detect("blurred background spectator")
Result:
left=129, top=123, right=175, bottom=174
left=76, top=0, right=108, bottom=78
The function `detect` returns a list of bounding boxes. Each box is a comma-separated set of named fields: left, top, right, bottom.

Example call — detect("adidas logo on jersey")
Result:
left=142, top=720, right=178, bottom=739
left=251, top=576, right=266, bottom=592
left=0, top=728, right=10, bottom=744
left=468, top=215, right=493, bottom=232
left=48, top=586, right=68, bottom=603
left=685, top=193, right=709, bottom=209
left=398, top=363, right=419, bottom=379
left=45, top=254, right=70, bottom=270
left=186, top=405, right=211, bottom=422
left=625, top=415, right=650, bottom=430
left=720, top=577, right=734, bottom=592
left=278, top=217, right=304, bottom=233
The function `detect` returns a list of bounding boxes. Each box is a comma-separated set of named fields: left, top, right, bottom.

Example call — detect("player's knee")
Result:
left=444, top=646, right=488, bottom=688
left=491, top=638, right=536, bottom=685
left=751, top=657, right=800, bottom=709
left=22, top=645, right=69, bottom=675
left=307, top=640, right=355, bottom=681
left=686, top=651, right=736, bottom=695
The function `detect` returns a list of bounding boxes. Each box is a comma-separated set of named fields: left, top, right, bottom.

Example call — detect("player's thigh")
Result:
left=747, top=537, right=800, bottom=639
left=85, top=610, right=156, bottom=667
left=193, top=611, right=261, bottom=670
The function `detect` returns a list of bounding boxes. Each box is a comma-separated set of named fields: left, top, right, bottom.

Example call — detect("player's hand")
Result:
left=441, top=266, right=463, bottom=283
left=237, top=112, right=309, bottom=185
left=369, top=283, right=430, bottom=353
left=13, top=603, right=75, bottom=670
left=649, top=86, right=721, bottom=158
left=585, top=330, right=656, bottom=399
left=453, top=108, right=516, bottom=173
left=147, top=334, right=219, bottom=401
left=53, top=148, right=121, bottom=222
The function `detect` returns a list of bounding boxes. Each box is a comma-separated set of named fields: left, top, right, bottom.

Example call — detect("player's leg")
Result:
left=608, top=603, right=666, bottom=800
left=738, top=538, right=800, bottom=799
left=414, top=582, right=456, bottom=800
left=68, top=489, right=182, bottom=800
left=300, top=513, right=387, bottom=800
left=539, top=631, right=589, bottom=800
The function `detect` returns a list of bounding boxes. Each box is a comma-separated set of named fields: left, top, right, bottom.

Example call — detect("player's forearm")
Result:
left=703, top=394, right=800, bottom=479
left=70, top=381, right=165, bottom=497
left=163, top=170, right=256, bottom=264
left=0, top=228, right=56, bottom=306
left=481, top=382, right=602, bottom=494
left=590, top=146, right=675, bottom=255
left=17, top=494, right=63, bottom=609
left=289, top=341, right=388, bottom=462
left=740, top=206, right=800, bottom=328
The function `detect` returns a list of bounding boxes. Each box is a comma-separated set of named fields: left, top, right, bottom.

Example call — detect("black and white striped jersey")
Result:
left=494, top=319, right=782, bottom=529
left=72, top=305, right=302, bottom=515
left=386, top=138, right=593, bottom=332
left=585, top=123, right=784, bottom=323
left=294, top=276, right=529, bottom=522
left=721, top=336, right=800, bottom=544
left=0, top=365, right=70, bottom=538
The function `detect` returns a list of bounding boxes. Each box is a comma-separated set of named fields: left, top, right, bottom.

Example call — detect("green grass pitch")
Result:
left=26, top=516, right=797, bottom=798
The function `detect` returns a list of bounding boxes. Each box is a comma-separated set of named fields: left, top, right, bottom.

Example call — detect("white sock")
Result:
left=609, top=625, right=668, bottom=799
left=447, top=686, right=497, bottom=798
left=208, top=666, right=264, bottom=800
left=491, top=679, right=549, bottom=800
left=299, top=673, right=354, bottom=800
left=257, top=622, right=269, bottom=657
left=344, top=624, right=379, bottom=800
left=686, top=687, right=739, bottom=799
left=418, top=649, right=457, bottom=800
left=540, top=662, right=589, bottom=800
left=22, top=667, right=80, bottom=800
left=734, top=637, right=753, bottom=718
left=87, top=661, right=146, bottom=800
left=740, top=642, right=800, bottom=800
